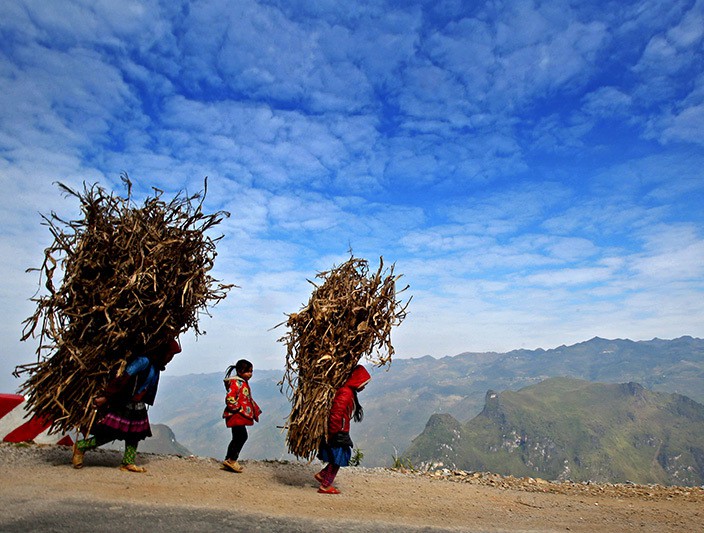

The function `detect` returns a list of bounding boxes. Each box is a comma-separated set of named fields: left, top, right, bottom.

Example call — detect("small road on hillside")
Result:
left=1, top=443, right=701, bottom=532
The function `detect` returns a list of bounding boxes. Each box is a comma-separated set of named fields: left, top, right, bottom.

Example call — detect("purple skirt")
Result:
left=94, top=402, right=152, bottom=442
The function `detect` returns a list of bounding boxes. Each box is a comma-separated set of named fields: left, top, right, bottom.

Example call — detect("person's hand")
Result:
left=93, top=396, right=107, bottom=408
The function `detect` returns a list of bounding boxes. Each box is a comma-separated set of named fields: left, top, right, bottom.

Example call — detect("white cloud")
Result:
left=582, top=87, right=632, bottom=117
left=630, top=0, right=704, bottom=138
left=635, top=35, right=683, bottom=76
left=666, top=0, right=704, bottom=48
left=631, top=223, right=704, bottom=280
left=523, top=266, right=614, bottom=287
left=659, top=104, right=704, bottom=145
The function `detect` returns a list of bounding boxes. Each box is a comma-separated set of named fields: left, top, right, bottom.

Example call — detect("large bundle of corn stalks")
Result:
left=14, top=176, right=233, bottom=433
left=278, top=256, right=410, bottom=459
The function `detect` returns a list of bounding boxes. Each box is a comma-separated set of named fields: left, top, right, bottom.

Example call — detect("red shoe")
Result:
left=318, top=485, right=341, bottom=494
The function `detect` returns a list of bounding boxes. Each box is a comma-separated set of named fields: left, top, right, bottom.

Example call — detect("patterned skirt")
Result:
left=93, top=402, right=152, bottom=442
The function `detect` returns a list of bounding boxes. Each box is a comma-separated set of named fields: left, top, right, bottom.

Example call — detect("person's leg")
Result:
left=319, top=463, right=340, bottom=487
left=223, top=426, right=248, bottom=472
left=122, top=438, right=138, bottom=465
left=317, top=463, right=341, bottom=493
left=119, top=438, right=146, bottom=473
left=72, top=435, right=112, bottom=468
left=76, top=434, right=111, bottom=451
left=226, top=426, right=248, bottom=461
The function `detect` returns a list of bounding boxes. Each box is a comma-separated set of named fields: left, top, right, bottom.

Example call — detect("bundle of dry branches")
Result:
left=14, top=176, right=234, bottom=433
left=278, top=256, right=410, bottom=459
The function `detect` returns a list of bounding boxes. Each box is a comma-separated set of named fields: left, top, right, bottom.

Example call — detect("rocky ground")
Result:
left=0, top=442, right=702, bottom=532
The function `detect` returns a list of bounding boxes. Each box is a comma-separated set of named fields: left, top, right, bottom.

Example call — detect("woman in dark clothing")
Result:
left=71, top=337, right=181, bottom=472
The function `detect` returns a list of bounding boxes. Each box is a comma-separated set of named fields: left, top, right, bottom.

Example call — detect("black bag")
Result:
left=328, top=431, right=354, bottom=448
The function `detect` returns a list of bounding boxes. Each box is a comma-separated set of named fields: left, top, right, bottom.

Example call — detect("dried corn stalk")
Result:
left=278, top=256, right=410, bottom=459
left=14, top=176, right=234, bottom=433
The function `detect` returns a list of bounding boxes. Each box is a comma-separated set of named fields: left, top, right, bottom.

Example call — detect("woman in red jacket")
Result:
left=222, top=359, right=261, bottom=473
left=315, top=364, right=371, bottom=494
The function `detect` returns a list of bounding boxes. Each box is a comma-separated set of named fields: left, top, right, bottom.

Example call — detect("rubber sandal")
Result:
left=318, top=485, right=341, bottom=494
left=119, top=464, right=146, bottom=473
left=222, top=459, right=243, bottom=473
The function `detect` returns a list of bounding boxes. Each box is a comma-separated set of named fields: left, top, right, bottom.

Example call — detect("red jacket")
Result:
left=223, top=376, right=261, bottom=427
left=328, top=365, right=371, bottom=435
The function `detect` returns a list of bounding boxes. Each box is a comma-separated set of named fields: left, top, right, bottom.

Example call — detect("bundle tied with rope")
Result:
left=14, top=175, right=234, bottom=434
left=278, top=256, right=410, bottom=460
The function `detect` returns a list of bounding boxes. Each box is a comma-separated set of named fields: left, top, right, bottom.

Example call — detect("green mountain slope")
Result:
left=403, top=377, right=704, bottom=486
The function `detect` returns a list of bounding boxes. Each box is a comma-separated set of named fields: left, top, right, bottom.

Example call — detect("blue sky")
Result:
left=1, top=0, right=703, bottom=391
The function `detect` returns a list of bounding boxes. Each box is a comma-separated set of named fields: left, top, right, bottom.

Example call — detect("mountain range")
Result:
left=148, top=336, right=704, bottom=469
left=403, top=377, right=704, bottom=486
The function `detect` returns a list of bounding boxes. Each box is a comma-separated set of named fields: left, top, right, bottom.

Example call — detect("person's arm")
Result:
left=224, top=379, right=243, bottom=413
left=252, top=397, right=262, bottom=422
left=96, top=356, right=149, bottom=406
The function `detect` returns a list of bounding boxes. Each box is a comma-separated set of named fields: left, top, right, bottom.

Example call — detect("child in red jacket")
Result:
left=315, top=364, right=371, bottom=494
left=222, top=359, right=261, bottom=473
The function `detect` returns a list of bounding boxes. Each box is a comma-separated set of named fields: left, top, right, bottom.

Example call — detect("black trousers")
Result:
left=226, top=425, right=248, bottom=461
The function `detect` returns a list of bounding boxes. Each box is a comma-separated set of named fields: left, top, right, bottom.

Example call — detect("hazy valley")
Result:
left=147, top=336, right=704, bottom=483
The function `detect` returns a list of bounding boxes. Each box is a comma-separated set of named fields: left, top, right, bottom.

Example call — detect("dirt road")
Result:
left=0, top=443, right=701, bottom=532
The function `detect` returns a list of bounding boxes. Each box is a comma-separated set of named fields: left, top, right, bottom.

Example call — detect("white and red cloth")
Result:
left=0, top=393, right=73, bottom=445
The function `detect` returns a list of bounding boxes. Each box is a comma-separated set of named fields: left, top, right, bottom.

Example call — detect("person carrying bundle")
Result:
left=314, top=364, right=371, bottom=494
left=71, top=337, right=181, bottom=472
